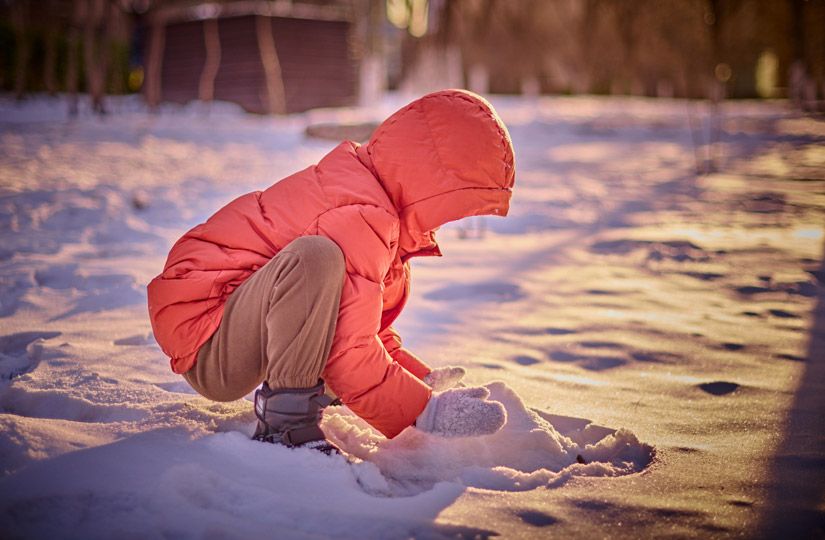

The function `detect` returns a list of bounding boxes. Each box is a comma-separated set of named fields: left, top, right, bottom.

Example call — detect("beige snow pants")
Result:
left=183, top=236, right=346, bottom=402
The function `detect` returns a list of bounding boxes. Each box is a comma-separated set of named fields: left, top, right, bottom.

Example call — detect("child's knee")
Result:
left=288, top=236, right=345, bottom=281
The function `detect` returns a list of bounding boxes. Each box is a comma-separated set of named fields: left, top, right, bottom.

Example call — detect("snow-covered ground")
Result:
left=0, top=93, right=823, bottom=538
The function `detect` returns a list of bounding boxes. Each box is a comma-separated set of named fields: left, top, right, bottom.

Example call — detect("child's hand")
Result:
left=423, top=366, right=466, bottom=392
left=415, top=386, right=506, bottom=437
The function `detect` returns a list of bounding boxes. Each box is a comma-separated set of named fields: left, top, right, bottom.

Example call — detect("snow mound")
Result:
left=0, top=380, right=653, bottom=539
left=0, top=426, right=469, bottom=539
left=325, top=381, right=654, bottom=496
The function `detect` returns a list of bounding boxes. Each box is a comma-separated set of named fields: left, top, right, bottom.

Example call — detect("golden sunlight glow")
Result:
left=386, top=0, right=409, bottom=29
left=387, top=0, right=428, bottom=37
left=128, top=67, right=144, bottom=92
left=409, top=0, right=429, bottom=37
left=756, top=49, right=779, bottom=98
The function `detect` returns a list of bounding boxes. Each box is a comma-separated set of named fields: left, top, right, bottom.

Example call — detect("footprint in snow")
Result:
left=33, top=264, right=145, bottom=321
left=768, top=309, right=799, bottom=319
left=424, top=281, right=525, bottom=303
left=113, top=333, right=154, bottom=346
left=698, top=381, right=740, bottom=396
left=545, top=327, right=577, bottom=335
left=629, top=351, right=682, bottom=364
left=479, top=362, right=506, bottom=370
left=774, top=353, right=804, bottom=362
left=579, top=340, right=624, bottom=350
left=735, top=281, right=818, bottom=298
left=512, top=355, right=540, bottom=366
left=516, top=510, right=559, bottom=527
left=586, top=289, right=618, bottom=296
left=0, top=331, right=61, bottom=380
left=589, top=238, right=711, bottom=262
left=548, top=350, right=627, bottom=371
left=721, top=342, right=745, bottom=351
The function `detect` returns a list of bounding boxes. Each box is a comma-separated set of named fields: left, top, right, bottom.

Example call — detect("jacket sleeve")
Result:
left=378, top=326, right=431, bottom=380
left=316, top=205, right=432, bottom=438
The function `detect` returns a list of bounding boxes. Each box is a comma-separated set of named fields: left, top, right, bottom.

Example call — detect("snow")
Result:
left=327, top=382, right=651, bottom=496
left=1, top=93, right=824, bottom=538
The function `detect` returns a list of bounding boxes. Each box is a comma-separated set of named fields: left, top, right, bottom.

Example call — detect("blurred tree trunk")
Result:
left=255, top=15, right=286, bottom=114
left=818, top=2, right=825, bottom=112
left=43, top=0, right=59, bottom=95
left=198, top=18, right=221, bottom=103
left=434, top=0, right=463, bottom=89
left=788, top=0, right=812, bottom=111
left=83, top=0, right=113, bottom=114
left=705, top=0, right=726, bottom=173
left=145, top=7, right=165, bottom=110
left=466, top=0, right=496, bottom=94
left=11, top=0, right=31, bottom=100
left=359, top=0, right=386, bottom=104
left=578, top=0, right=600, bottom=94
left=615, top=2, right=641, bottom=95
left=66, top=0, right=84, bottom=115
left=107, top=10, right=130, bottom=96
left=404, top=0, right=464, bottom=93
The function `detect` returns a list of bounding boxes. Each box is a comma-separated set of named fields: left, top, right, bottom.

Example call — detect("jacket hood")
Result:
left=356, top=89, right=515, bottom=259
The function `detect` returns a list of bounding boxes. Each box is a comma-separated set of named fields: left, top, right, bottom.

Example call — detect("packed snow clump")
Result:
left=325, top=381, right=654, bottom=496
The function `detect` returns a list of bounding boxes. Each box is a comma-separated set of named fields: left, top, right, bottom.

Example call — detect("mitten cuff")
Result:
left=415, top=395, right=439, bottom=433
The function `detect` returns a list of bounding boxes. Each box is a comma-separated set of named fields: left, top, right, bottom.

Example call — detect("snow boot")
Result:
left=252, top=379, right=341, bottom=455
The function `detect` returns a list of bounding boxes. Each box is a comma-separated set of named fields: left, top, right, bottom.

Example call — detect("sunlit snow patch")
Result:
left=323, top=381, right=654, bottom=496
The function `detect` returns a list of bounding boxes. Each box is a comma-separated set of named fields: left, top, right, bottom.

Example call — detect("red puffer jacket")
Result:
left=147, top=89, right=516, bottom=437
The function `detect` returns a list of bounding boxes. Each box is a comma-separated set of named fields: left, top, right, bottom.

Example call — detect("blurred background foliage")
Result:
left=0, top=0, right=822, bottom=113
left=393, top=0, right=823, bottom=106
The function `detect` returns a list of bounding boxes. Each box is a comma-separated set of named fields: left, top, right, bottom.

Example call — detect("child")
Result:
left=147, top=89, right=516, bottom=454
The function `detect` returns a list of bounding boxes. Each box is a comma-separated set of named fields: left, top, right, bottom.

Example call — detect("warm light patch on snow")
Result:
left=0, top=94, right=822, bottom=538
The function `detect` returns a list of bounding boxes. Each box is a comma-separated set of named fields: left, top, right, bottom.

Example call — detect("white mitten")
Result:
left=423, top=366, right=466, bottom=391
left=416, top=386, right=506, bottom=437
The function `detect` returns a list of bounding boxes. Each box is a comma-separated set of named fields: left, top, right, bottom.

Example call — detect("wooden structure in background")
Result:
left=144, top=1, right=358, bottom=114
